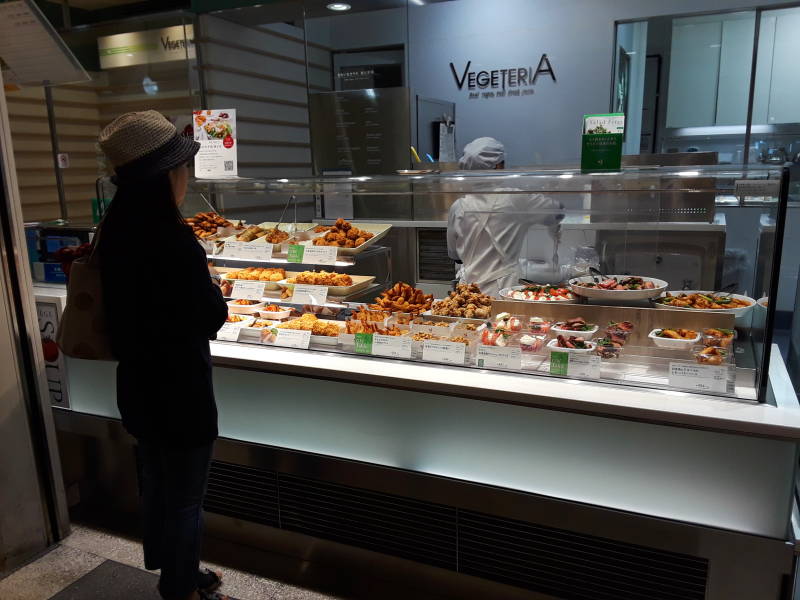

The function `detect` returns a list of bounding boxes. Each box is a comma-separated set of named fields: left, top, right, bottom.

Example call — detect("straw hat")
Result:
left=99, top=110, right=199, bottom=183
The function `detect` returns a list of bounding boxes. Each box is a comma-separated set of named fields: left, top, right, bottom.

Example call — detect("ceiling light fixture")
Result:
left=326, top=2, right=351, bottom=11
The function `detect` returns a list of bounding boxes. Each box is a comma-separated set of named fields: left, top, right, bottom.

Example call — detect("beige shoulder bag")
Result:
left=56, top=222, right=115, bottom=360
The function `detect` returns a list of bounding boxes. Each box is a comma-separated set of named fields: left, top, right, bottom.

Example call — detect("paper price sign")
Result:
left=550, top=352, right=600, bottom=378
left=422, top=340, right=466, bottom=364
left=261, top=328, right=311, bottom=349
left=291, top=284, right=328, bottom=305
left=372, top=334, right=412, bottom=359
left=354, top=333, right=373, bottom=355
left=216, top=323, right=242, bottom=342
left=301, top=245, right=338, bottom=265
left=222, top=240, right=246, bottom=258
left=238, top=243, right=273, bottom=261
left=231, top=280, right=265, bottom=300
left=668, top=363, right=727, bottom=393
left=477, top=345, right=521, bottom=370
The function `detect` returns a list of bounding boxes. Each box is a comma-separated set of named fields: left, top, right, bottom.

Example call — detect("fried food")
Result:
left=411, top=318, right=450, bottom=327
left=234, top=225, right=289, bottom=244
left=231, top=299, right=260, bottom=306
left=657, top=292, right=751, bottom=310
left=312, top=218, right=375, bottom=248
left=287, top=271, right=353, bottom=287
left=186, top=211, right=237, bottom=239
left=370, top=282, right=433, bottom=314
left=277, top=313, right=341, bottom=337
left=703, top=328, right=735, bottom=347
left=431, top=283, right=492, bottom=319
left=262, top=304, right=287, bottom=312
left=249, top=319, right=274, bottom=329
left=412, top=332, right=441, bottom=341
left=313, top=225, right=331, bottom=233
left=224, top=267, right=285, bottom=282
left=226, top=314, right=248, bottom=323
left=351, top=307, right=391, bottom=322
left=449, top=336, right=470, bottom=345
left=345, top=320, right=406, bottom=335
left=695, top=346, right=727, bottom=365
left=655, top=328, right=697, bottom=340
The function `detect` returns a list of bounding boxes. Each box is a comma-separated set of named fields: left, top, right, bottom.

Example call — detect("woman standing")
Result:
left=96, top=111, right=229, bottom=600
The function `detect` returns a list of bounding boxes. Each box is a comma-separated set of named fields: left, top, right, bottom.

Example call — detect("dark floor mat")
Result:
left=50, top=560, right=238, bottom=600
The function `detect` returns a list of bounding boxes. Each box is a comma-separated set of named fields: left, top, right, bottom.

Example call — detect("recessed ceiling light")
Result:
left=326, top=2, right=351, bottom=10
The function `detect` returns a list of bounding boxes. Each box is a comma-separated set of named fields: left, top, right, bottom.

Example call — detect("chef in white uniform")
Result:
left=447, top=137, right=563, bottom=296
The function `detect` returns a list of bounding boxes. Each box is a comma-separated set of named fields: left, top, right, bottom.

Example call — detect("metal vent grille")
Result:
left=418, top=228, right=456, bottom=282
left=203, top=460, right=279, bottom=527
left=458, top=510, right=708, bottom=600
left=201, top=462, right=708, bottom=599
left=278, top=473, right=457, bottom=570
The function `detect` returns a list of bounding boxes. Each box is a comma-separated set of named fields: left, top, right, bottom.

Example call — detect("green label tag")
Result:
left=287, top=244, right=305, bottom=263
left=354, top=333, right=373, bottom=354
left=550, top=351, right=569, bottom=375
left=581, top=133, right=622, bottom=172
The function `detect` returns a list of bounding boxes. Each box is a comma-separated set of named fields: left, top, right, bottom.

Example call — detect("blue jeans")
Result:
left=137, top=440, right=214, bottom=599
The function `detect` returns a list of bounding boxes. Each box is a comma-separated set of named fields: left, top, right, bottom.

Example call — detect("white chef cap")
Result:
left=458, top=137, right=505, bottom=170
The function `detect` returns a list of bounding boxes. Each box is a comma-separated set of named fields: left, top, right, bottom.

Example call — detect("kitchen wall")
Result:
left=406, top=0, right=798, bottom=166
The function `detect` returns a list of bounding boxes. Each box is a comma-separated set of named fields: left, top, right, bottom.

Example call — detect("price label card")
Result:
left=291, top=284, right=328, bottom=305
left=222, top=240, right=246, bottom=258
left=372, top=334, right=412, bottom=359
left=286, top=244, right=305, bottom=263
left=668, top=363, right=727, bottom=393
left=477, top=345, right=521, bottom=370
left=239, top=243, right=273, bottom=261
left=550, top=352, right=600, bottom=378
left=261, top=328, right=311, bottom=349
left=422, top=340, right=467, bottom=365
left=231, top=280, right=265, bottom=300
left=216, top=323, right=242, bottom=342
left=354, top=332, right=373, bottom=355
left=301, top=245, right=338, bottom=265
left=567, top=353, right=601, bottom=378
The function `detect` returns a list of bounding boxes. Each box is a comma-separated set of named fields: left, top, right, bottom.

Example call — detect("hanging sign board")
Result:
left=193, top=109, right=238, bottom=179
left=98, top=24, right=195, bottom=69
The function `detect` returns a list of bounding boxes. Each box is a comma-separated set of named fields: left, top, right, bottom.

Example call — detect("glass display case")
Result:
left=183, top=165, right=787, bottom=404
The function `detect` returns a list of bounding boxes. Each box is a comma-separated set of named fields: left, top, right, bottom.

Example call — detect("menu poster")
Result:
left=193, top=109, right=237, bottom=179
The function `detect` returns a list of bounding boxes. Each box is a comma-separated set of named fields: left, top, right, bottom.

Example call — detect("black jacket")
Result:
left=98, top=215, right=228, bottom=447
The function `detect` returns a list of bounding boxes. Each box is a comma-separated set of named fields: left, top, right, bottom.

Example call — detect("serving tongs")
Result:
left=589, top=267, right=610, bottom=282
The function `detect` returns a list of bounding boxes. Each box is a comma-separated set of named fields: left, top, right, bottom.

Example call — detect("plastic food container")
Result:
left=593, top=339, right=622, bottom=359
left=551, top=323, right=599, bottom=337
left=546, top=338, right=595, bottom=354
left=701, top=328, right=735, bottom=348
left=227, top=300, right=265, bottom=314
left=519, top=334, right=545, bottom=353
left=648, top=328, right=701, bottom=349
left=693, top=346, right=728, bottom=366
left=528, top=318, right=553, bottom=335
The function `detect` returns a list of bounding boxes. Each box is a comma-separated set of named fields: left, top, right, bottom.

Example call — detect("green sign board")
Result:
left=286, top=244, right=304, bottom=263
left=549, top=351, right=569, bottom=375
left=354, top=333, right=373, bottom=355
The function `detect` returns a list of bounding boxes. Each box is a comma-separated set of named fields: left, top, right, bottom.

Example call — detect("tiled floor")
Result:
left=0, top=524, right=340, bottom=600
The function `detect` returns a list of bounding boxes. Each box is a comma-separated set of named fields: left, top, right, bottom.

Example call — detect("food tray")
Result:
left=217, top=267, right=287, bottom=291
left=292, top=223, right=392, bottom=256
left=278, top=275, right=376, bottom=297
left=419, top=311, right=487, bottom=325
left=568, top=275, right=668, bottom=300
left=551, top=323, right=599, bottom=337
left=258, top=306, right=292, bottom=320
left=653, top=290, right=756, bottom=318
left=224, top=315, right=256, bottom=327
left=258, top=222, right=318, bottom=234
left=498, top=286, right=581, bottom=303
left=648, top=328, right=701, bottom=349
left=546, top=339, right=596, bottom=354
left=227, top=299, right=264, bottom=314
